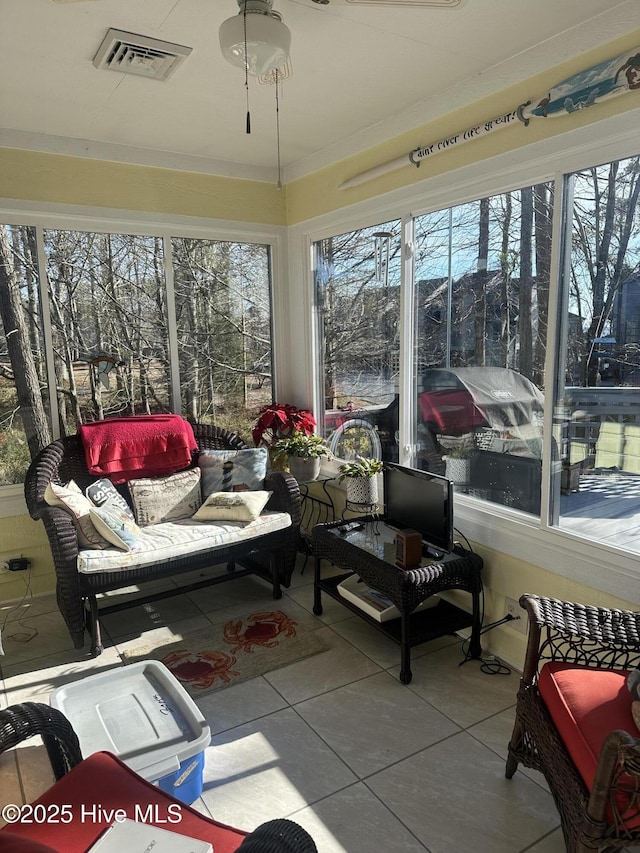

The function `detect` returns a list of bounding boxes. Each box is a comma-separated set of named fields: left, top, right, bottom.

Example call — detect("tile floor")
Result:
left=0, top=560, right=578, bottom=852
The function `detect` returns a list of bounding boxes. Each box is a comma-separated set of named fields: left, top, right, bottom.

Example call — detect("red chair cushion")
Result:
left=538, top=662, right=640, bottom=828
left=0, top=751, right=248, bottom=853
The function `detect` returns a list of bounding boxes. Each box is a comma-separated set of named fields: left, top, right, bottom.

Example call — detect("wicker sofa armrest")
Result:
left=0, top=703, right=82, bottom=781
left=519, top=594, right=640, bottom=685
left=264, top=471, right=301, bottom=527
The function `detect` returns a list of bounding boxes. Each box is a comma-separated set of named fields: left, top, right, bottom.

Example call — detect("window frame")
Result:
left=0, top=200, right=286, bottom=515
left=291, top=110, right=640, bottom=601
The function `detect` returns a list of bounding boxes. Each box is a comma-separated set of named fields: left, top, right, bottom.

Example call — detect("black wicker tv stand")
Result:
left=312, top=517, right=483, bottom=684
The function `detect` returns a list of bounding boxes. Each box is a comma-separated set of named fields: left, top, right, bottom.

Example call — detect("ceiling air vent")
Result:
left=93, top=29, right=192, bottom=82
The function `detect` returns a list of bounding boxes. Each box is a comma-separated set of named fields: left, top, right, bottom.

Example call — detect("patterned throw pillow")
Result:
left=89, top=505, right=141, bottom=551
left=44, top=480, right=108, bottom=549
left=198, top=448, right=268, bottom=496
left=192, top=490, right=271, bottom=522
left=127, top=468, right=202, bottom=527
left=85, top=478, right=136, bottom=522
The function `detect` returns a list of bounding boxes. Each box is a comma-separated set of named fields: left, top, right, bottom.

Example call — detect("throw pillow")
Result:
left=89, top=505, right=141, bottom=551
left=128, top=468, right=202, bottom=527
left=192, top=490, right=271, bottom=523
left=44, top=480, right=108, bottom=549
left=85, top=477, right=136, bottom=522
left=199, top=448, right=268, bottom=495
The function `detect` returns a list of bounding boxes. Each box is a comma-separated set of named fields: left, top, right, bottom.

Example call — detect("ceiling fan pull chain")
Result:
left=275, top=68, right=282, bottom=189
left=243, top=3, right=251, bottom=134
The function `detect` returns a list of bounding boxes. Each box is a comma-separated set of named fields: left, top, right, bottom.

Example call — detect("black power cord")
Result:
left=454, top=527, right=513, bottom=676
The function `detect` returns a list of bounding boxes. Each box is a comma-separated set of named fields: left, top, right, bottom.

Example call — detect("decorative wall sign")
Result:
left=339, top=46, right=640, bottom=190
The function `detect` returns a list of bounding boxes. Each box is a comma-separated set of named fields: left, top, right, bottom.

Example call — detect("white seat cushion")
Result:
left=77, top=511, right=292, bottom=574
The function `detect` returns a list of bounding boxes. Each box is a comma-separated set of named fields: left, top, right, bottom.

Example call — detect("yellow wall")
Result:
left=286, top=31, right=640, bottom=224
left=1, top=33, right=639, bottom=661
left=0, top=148, right=287, bottom=226
left=0, top=515, right=53, bottom=602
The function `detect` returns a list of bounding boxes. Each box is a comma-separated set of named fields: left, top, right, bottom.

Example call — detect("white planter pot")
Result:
left=345, top=476, right=378, bottom=506
left=288, top=456, right=321, bottom=483
left=445, top=456, right=471, bottom=484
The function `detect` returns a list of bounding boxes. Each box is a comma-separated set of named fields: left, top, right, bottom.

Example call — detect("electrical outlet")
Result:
left=504, top=596, right=527, bottom=633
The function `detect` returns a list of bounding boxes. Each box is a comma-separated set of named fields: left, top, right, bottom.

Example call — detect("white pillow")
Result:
left=192, top=490, right=271, bottom=522
left=128, top=468, right=202, bottom=527
left=44, top=480, right=108, bottom=549
left=89, top=505, right=141, bottom=551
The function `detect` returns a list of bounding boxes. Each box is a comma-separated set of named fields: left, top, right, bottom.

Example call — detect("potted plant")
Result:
left=252, top=403, right=316, bottom=469
left=338, top=455, right=384, bottom=505
left=443, top=444, right=472, bottom=485
left=274, top=431, right=329, bottom=482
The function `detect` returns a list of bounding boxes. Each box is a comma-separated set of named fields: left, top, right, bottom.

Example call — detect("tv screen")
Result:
left=383, top=462, right=453, bottom=555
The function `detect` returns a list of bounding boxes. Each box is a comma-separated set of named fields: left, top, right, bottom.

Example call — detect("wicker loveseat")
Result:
left=24, top=423, right=301, bottom=656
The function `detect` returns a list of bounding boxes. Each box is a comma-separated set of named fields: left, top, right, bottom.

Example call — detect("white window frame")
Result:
left=290, top=108, right=640, bottom=601
left=0, top=199, right=286, bottom=517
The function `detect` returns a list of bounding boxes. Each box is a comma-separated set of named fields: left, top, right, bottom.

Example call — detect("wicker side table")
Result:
left=312, top=517, right=483, bottom=683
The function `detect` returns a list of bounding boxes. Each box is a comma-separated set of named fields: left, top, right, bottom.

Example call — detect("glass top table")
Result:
left=312, top=516, right=483, bottom=684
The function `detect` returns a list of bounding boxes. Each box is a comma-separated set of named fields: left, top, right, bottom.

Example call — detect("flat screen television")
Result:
left=383, top=462, right=453, bottom=556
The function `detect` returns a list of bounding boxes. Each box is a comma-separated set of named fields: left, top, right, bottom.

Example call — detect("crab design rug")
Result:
left=121, top=609, right=328, bottom=697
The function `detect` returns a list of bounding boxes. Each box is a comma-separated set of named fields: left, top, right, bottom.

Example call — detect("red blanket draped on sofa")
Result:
left=78, top=415, right=198, bottom=483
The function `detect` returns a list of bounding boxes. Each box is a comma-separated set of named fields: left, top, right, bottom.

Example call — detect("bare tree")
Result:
left=0, top=226, right=51, bottom=458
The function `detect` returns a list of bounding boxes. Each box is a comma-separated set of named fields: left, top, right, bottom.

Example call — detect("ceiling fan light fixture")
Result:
left=219, top=1, right=291, bottom=78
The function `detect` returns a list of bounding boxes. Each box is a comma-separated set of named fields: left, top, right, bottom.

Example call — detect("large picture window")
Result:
left=314, top=154, right=640, bottom=559
left=0, top=223, right=275, bottom=486
left=553, top=155, right=640, bottom=550
left=172, top=237, right=272, bottom=435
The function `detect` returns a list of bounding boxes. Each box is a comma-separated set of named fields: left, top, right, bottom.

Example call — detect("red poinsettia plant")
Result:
left=252, top=403, right=316, bottom=447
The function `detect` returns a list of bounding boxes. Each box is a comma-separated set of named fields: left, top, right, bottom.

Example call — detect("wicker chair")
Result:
left=0, top=702, right=317, bottom=853
left=506, top=593, right=640, bottom=853
left=24, top=423, right=301, bottom=655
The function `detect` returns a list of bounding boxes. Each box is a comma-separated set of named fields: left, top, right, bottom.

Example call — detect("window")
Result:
left=315, top=220, right=401, bottom=461
left=314, top=154, right=640, bottom=561
left=0, top=222, right=276, bottom=488
left=172, top=238, right=272, bottom=436
left=552, top=155, right=640, bottom=550
left=44, top=229, right=171, bottom=431
left=412, top=186, right=552, bottom=515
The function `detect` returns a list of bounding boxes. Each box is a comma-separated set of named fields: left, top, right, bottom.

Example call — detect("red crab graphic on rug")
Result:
left=223, top=610, right=297, bottom=654
left=161, top=648, right=239, bottom=690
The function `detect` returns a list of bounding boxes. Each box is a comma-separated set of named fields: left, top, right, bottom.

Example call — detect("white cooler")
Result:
left=50, top=659, right=210, bottom=804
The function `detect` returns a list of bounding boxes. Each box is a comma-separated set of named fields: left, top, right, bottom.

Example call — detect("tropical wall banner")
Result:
left=339, top=46, right=640, bottom=190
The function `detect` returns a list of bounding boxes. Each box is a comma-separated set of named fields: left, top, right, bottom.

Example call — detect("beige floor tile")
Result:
left=2, top=645, right=124, bottom=706
left=201, top=707, right=357, bottom=832
left=290, top=782, right=428, bottom=852
left=368, top=731, right=560, bottom=853
left=399, top=643, right=521, bottom=728
left=196, top=675, right=288, bottom=735
left=99, top=592, right=205, bottom=640
left=113, top=614, right=213, bottom=656
left=296, top=670, right=460, bottom=778
left=0, top=749, right=22, bottom=824
left=264, top=626, right=381, bottom=704
left=1, top=609, right=76, bottom=666
left=527, top=828, right=570, bottom=852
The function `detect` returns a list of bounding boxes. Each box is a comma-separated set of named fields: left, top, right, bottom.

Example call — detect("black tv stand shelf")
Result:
left=312, top=517, right=483, bottom=684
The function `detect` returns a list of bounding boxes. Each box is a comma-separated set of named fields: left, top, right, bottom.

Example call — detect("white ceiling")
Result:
left=1, top=0, right=639, bottom=185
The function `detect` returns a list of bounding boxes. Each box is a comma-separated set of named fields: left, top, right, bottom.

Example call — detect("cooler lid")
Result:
left=50, top=659, right=210, bottom=778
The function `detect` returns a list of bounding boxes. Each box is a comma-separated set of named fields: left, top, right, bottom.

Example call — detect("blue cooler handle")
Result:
left=144, top=755, right=181, bottom=780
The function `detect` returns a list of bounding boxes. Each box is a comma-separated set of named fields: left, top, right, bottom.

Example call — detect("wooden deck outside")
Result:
left=558, top=472, right=640, bottom=553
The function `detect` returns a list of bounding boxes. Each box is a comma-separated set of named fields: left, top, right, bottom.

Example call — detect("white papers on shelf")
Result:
left=88, top=819, right=213, bottom=853
left=337, top=574, right=439, bottom=623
